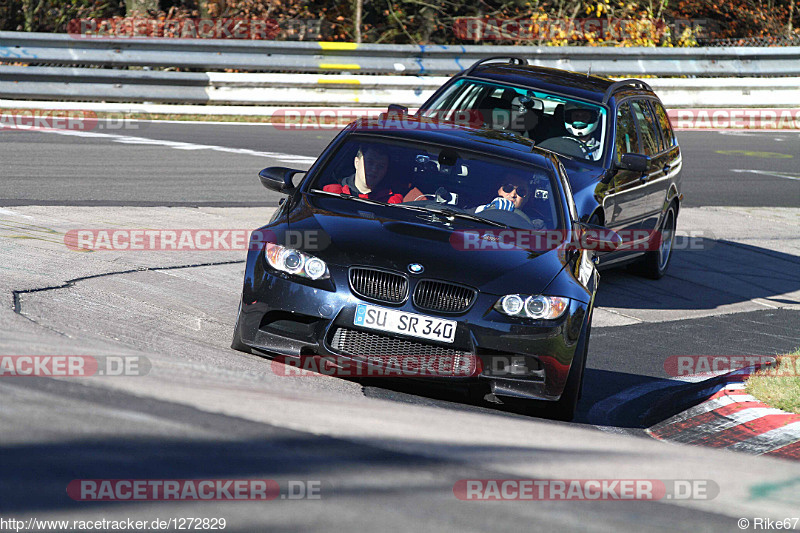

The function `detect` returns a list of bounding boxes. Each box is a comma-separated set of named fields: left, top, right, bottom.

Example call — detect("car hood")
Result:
left=559, top=157, right=604, bottom=193
left=275, top=193, right=568, bottom=295
left=555, top=157, right=607, bottom=220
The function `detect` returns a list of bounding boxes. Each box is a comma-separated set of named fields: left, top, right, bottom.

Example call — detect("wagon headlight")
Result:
left=495, top=295, right=569, bottom=320
left=264, top=243, right=329, bottom=280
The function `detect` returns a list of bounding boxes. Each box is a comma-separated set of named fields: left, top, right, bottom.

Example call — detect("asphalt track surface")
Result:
left=0, top=123, right=798, bottom=207
left=1, top=123, right=799, bottom=531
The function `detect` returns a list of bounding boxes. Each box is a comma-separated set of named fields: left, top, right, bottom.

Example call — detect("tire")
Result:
left=635, top=203, right=677, bottom=280
left=230, top=300, right=251, bottom=353
left=550, top=321, right=590, bottom=421
left=521, top=318, right=590, bottom=422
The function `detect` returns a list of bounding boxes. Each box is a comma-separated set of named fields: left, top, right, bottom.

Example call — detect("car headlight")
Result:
left=495, top=295, right=569, bottom=320
left=264, top=243, right=330, bottom=280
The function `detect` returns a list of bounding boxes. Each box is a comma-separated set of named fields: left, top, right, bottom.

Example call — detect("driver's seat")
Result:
left=544, top=104, right=568, bottom=138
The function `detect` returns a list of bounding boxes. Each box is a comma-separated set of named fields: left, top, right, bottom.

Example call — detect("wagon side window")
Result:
left=630, top=101, right=660, bottom=156
left=652, top=101, right=677, bottom=149
left=615, top=102, right=640, bottom=162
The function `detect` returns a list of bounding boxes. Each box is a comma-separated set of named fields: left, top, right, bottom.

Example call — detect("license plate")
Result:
left=354, top=304, right=456, bottom=344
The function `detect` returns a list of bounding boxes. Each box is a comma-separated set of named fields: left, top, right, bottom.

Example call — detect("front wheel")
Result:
left=550, top=322, right=589, bottom=421
left=231, top=300, right=251, bottom=353
left=635, top=203, right=677, bottom=280
left=521, top=320, right=590, bottom=422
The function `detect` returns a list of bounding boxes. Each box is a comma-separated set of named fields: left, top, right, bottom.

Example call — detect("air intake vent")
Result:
left=331, top=328, right=470, bottom=358
left=413, top=280, right=476, bottom=313
left=349, top=267, right=408, bottom=304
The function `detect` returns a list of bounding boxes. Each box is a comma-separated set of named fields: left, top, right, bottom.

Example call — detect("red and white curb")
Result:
left=647, top=382, right=800, bottom=460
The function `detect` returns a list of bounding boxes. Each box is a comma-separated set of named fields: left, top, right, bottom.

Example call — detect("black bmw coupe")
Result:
left=232, top=115, right=620, bottom=420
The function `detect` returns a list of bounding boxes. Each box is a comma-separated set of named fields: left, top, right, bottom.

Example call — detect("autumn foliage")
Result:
left=3, top=0, right=799, bottom=46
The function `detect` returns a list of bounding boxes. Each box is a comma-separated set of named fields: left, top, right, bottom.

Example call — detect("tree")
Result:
left=125, top=0, right=159, bottom=16
left=355, top=0, right=362, bottom=42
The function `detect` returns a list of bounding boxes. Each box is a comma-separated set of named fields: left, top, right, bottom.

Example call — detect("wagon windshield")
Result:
left=421, top=78, right=608, bottom=163
left=309, top=136, right=565, bottom=230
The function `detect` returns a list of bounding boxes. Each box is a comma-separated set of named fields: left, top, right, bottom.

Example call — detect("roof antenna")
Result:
left=586, top=64, right=592, bottom=77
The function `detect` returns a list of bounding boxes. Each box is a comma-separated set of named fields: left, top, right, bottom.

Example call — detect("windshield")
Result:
left=421, top=79, right=608, bottom=163
left=309, top=136, right=564, bottom=230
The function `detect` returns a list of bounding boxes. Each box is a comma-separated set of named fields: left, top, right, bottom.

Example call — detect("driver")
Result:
left=564, top=103, right=601, bottom=160
left=323, top=146, right=403, bottom=203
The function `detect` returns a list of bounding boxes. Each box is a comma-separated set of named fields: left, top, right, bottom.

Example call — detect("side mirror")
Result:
left=258, top=167, right=305, bottom=194
left=387, top=104, right=408, bottom=115
left=618, top=153, right=650, bottom=173
left=382, top=104, right=409, bottom=122
left=578, top=224, right=622, bottom=252
left=600, top=168, right=615, bottom=185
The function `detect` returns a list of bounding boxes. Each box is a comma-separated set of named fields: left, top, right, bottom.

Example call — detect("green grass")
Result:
left=112, top=113, right=286, bottom=123
left=745, top=348, right=800, bottom=414
left=71, top=112, right=286, bottom=123
left=0, top=109, right=354, bottom=125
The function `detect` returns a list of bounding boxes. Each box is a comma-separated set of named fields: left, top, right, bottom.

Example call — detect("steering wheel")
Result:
left=537, top=136, right=591, bottom=159
left=556, top=136, right=590, bottom=154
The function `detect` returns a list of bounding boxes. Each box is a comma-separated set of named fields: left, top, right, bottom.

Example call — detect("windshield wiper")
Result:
left=314, top=189, right=509, bottom=228
left=423, top=206, right=509, bottom=228
left=381, top=201, right=510, bottom=229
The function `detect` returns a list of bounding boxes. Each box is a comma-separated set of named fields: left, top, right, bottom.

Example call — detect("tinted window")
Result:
left=615, top=103, right=640, bottom=160
left=426, top=82, right=486, bottom=122
left=652, top=101, right=676, bottom=149
left=644, top=103, right=667, bottom=152
left=631, top=101, right=659, bottom=156
left=310, top=136, right=564, bottom=230
left=421, top=79, right=608, bottom=163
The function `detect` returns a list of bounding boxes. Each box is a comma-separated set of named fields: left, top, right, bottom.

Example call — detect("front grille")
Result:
left=331, top=328, right=470, bottom=358
left=349, top=267, right=408, bottom=304
left=413, top=280, right=476, bottom=313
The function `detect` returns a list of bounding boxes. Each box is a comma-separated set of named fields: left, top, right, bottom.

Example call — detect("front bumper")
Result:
left=235, top=257, right=589, bottom=402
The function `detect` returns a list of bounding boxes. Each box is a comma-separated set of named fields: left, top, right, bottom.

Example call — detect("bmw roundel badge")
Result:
left=408, top=263, right=424, bottom=274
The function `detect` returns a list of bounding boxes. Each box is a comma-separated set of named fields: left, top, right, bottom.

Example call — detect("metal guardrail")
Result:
left=0, top=66, right=446, bottom=106
left=1, top=65, right=799, bottom=108
left=2, top=32, right=800, bottom=108
left=3, top=32, right=800, bottom=76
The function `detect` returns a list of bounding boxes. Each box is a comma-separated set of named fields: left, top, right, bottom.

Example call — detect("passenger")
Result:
left=323, top=146, right=403, bottom=203
left=475, top=174, right=550, bottom=229
left=476, top=175, right=529, bottom=214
